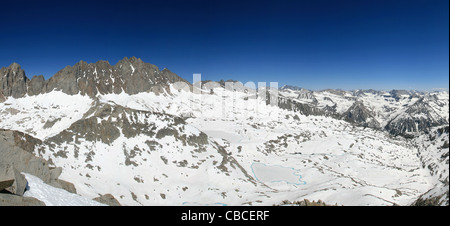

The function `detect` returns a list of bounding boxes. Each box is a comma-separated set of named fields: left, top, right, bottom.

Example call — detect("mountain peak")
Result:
left=9, top=62, right=22, bottom=70
left=129, top=56, right=140, bottom=62
left=0, top=57, right=188, bottom=98
left=117, top=56, right=143, bottom=65
left=0, top=62, right=29, bottom=98
left=74, top=60, right=88, bottom=67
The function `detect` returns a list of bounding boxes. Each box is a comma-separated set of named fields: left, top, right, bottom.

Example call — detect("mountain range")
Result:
left=1, top=57, right=448, bottom=206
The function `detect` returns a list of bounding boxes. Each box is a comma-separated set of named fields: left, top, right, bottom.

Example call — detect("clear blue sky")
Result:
left=0, top=0, right=448, bottom=91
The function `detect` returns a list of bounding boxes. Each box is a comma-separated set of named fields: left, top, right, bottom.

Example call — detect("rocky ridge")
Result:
left=0, top=57, right=189, bottom=99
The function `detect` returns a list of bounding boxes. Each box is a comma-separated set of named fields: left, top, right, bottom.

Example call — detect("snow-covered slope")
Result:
left=181, top=87, right=434, bottom=205
left=1, top=85, right=438, bottom=205
left=33, top=101, right=263, bottom=206
left=23, top=173, right=105, bottom=206
left=1, top=60, right=448, bottom=206
left=410, top=126, right=449, bottom=206
left=0, top=91, right=93, bottom=139
left=279, top=87, right=449, bottom=136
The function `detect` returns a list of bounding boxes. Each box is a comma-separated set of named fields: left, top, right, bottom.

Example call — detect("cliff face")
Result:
left=0, top=129, right=76, bottom=195
left=342, top=101, right=381, bottom=128
left=0, top=57, right=189, bottom=99
left=0, top=62, right=29, bottom=98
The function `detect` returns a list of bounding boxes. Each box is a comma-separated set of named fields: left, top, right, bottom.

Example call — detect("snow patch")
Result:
left=23, top=173, right=105, bottom=206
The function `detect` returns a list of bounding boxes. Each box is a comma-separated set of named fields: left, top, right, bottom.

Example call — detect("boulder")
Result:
left=0, top=168, right=14, bottom=191
left=0, top=193, right=45, bottom=206
left=93, top=194, right=121, bottom=206
left=0, top=129, right=76, bottom=193
left=48, top=179, right=77, bottom=194
left=0, top=164, right=27, bottom=195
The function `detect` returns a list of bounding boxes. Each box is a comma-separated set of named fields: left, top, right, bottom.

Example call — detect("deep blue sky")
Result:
left=0, top=0, right=448, bottom=91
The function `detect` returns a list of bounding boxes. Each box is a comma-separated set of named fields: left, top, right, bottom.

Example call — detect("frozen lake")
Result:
left=251, top=162, right=306, bottom=185
left=202, top=130, right=243, bottom=143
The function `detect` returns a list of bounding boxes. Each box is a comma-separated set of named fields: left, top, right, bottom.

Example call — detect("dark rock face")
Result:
left=93, top=193, right=121, bottom=206
left=436, top=126, right=450, bottom=135
left=47, top=57, right=189, bottom=96
left=0, top=57, right=189, bottom=99
left=342, top=101, right=380, bottom=128
left=28, top=75, right=46, bottom=96
left=0, top=63, right=29, bottom=98
left=42, top=102, right=207, bottom=148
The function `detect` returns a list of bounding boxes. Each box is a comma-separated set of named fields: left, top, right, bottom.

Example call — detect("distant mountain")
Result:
left=277, top=87, right=449, bottom=136
left=280, top=85, right=308, bottom=91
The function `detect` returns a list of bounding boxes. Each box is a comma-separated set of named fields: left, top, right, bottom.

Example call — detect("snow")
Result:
left=202, top=130, right=243, bottom=143
left=0, top=91, right=93, bottom=139
left=1, top=85, right=448, bottom=206
left=251, top=162, right=306, bottom=185
left=130, top=64, right=135, bottom=74
left=22, top=173, right=105, bottom=206
left=183, top=124, right=201, bottom=136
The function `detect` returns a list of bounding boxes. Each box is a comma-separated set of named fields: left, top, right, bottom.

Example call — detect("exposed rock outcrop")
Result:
left=93, top=193, right=121, bottom=206
left=0, top=129, right=76, bottom=194
left=342, top=101, right=380, bottom=128
left=0, top=194, right=45, bottom=206
left=0, top=57, right=190, bottom=99
left=0, top=63, right=29, bottom=98
left=275, top=199, right=337, bottom=206
left=0, top=164, right=27, bottom=195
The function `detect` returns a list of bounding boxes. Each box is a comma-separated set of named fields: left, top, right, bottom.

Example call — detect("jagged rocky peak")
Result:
left=46, top=56, right=188, bottom=96
left=0, top=57, right=189, bottom=99
left=0, top=62, right=29, bottom=98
